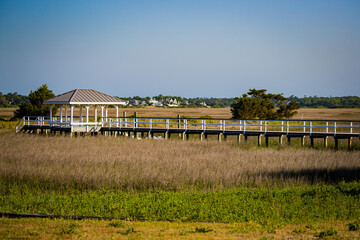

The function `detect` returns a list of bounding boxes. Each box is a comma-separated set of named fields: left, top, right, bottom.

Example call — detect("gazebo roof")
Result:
left=43, top=89, right=126, bottom=105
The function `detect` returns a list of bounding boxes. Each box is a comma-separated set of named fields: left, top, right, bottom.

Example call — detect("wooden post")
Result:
left=287, top=136, right=291, bottom=145
left=177, top=115, right=181, bottom=139
left=324, top=137, right=328, bottom=148
left=310, top=137, right=314, bottom=148
left=218, top=133, right=223, bottom=142
left=200, top=132, right=204, bottom=141
left=181, top=132, right=186, bottom=141
left=265, top=136, right=269, bottom=147
left=348, top=137, right=352, bottom=150
left=279, top=135, right=284, bottom=146
left=148, top=131, right=151, bottom=139
left=123, top=112, right=127, bottom=128
left=134, top=112, right=139, bottom=138
left=301, top=136, right=305, bottom=147
left=164, top=131, right=168, bottom=140
left=244, top=135, right=248, bottom=143
left=223, top=134, right=227, bottom=141
left=258, top=135, right=262, bottom=146
left=335, top=138, right=339, bottom=150
left=237, top=134, right=242, bottom=144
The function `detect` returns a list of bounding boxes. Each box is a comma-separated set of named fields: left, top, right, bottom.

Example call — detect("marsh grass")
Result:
left=1, top=134, right=359, bottom=192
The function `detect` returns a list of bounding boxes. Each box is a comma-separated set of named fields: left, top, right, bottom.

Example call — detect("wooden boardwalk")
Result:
left=17, top=116, right=360, bottom=150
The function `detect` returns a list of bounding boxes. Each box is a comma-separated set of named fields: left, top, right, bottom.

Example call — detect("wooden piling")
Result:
left=324, top=137, right=328, bottom=148
left=310, top=137, right=314, bottom=148
left=258, top=135, right=262, bottom=146
left=335, top=138, right=339, bottom=150
left=200, top=132, right=204, bottom=141
left=301, top=136, right=305, bottom=147
left=265, top=135, right=269, bottom=147
left=181, top=132, right=186, bottom=141
left=348, top=137, right=352, bottom=150
left=279, top=135, right=284, bottom=146
left=237, top=134, right=242, bottom=144
left=218, top=133, right=223, bottom=142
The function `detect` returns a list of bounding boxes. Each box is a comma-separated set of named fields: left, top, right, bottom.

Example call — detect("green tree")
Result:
left=231, top=89, right=299, bottom=119
left=13, top=84, right=58, bottom=119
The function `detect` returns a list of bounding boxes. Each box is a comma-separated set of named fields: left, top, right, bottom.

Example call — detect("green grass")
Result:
left=1, top=181, right=360, bottom=224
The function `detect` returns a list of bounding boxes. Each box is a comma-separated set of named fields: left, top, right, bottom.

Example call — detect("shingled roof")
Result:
left=43, top=89, right=126, bottom=105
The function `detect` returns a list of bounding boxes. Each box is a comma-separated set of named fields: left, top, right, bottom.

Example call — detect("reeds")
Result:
left=1, top=134, right=359, bottom=191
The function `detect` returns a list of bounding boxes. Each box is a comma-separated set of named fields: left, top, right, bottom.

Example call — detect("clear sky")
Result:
left=1, top=0, right=359, bottom=97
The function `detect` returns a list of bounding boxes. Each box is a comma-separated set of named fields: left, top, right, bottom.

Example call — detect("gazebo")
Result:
left=43, top=89, right=126, bottom=133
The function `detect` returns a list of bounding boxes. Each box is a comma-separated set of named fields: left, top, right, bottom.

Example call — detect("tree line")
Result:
left=2, top=86, right=360, bottom=112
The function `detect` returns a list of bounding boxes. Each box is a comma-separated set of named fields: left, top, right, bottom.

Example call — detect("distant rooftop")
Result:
left=43, top=89, right=126, bottom=105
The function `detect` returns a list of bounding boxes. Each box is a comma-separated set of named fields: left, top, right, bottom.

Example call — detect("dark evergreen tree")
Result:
left=231, top=89, right=299, bottom=119
left=13, top=84, right=57, bottom=119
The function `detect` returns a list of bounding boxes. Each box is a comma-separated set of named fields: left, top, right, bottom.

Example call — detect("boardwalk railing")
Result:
left=16, top=116, right=360, bottom=137
left=101, top=117, right=360, bottom=137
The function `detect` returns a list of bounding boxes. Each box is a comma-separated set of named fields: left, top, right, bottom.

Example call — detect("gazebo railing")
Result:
left=16, top=116, right=102, bottom=132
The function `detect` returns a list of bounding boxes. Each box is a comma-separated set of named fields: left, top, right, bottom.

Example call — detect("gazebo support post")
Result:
left=60, top=105, right=63, bottom=123
left=94, top=107, right=97, bottom=124
left=100, top=105, right=106, bottom=136
left=100, top=106, right=105, bottom=126
left=116, top=105, right=119, bottom=127
left=79, top=106, right=83, bottom=126
left=49, top=104, right=53, bottom=127
left=114, top=105, right=119, bottom=137
left=85, top=105, right=90, bottom=132
left=65, top=107, right=68, bottom=122
left=70, top=105, right=74, bottom=133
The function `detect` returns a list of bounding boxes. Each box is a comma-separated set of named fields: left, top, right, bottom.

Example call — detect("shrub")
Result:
left=348, top=221, right=360, bottom=231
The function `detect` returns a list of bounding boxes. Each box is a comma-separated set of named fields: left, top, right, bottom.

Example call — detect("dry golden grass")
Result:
left=1, top=106, right=359, bottom=120
left=1, top=134, right=359, bottom=190
left=68, top=106, right=360, bottom=120
left=294, top=108, right=360, bottom=121
left=0, top=107, right=18, bottom=120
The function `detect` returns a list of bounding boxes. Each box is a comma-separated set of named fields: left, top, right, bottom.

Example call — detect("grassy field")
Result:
left=68, top=106, right=360, bottom=120
left=2, top=217, right=360, bottom=239
left=1, top=107, right=360, bottom=238
left=1, top=106, right=360, bottom=120
left=1, top=135, right=360, bottom=191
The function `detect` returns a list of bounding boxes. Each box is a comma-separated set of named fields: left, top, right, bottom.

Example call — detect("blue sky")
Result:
left=1, top=0, right=359, bottom=97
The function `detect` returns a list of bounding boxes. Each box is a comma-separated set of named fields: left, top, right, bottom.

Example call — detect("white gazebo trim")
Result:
left=43, top=89, right=126, bottom=132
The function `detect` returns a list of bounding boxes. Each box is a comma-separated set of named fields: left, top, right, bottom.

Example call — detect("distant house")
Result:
left=149, top=99, right=163, bottom=106
left=164, top=98, right=179, bottom=107
left=129, top=99, right=141, bottom=106
left=129, top=99, right=147, bottom=106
